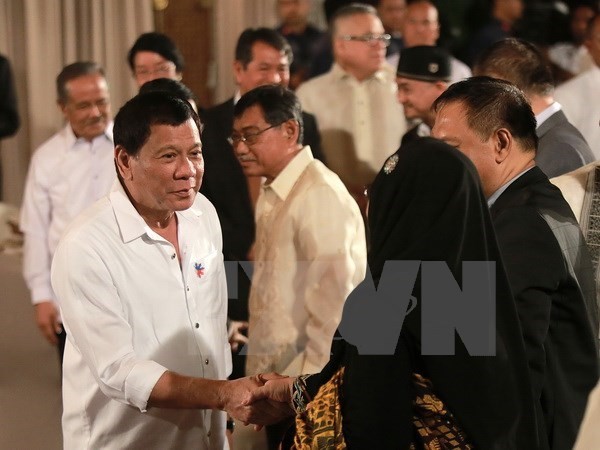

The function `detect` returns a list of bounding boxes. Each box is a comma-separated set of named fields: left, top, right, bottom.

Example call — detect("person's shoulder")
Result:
left=297, top=70, right=334, bottom=93
left=303, top=160, right=356, bottom=203
left=31, top=127, right=71, bottom=163
left=192, top=192, right=220, bottom=221
left=552, top=161, right=598, bottom=185
left=58, top=197, right=114, bottom=247
left=556, top=67, right=596, bottom=93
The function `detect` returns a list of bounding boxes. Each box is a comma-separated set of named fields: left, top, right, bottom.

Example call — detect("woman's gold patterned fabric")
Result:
left=292, top=369, right=473, bottom=450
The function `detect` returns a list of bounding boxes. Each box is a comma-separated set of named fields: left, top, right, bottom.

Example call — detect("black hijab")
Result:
left=335, top=138, right=539, bottom=449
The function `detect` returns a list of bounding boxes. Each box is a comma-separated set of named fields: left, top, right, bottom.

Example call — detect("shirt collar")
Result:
left=487, top=167, right=534, bottom=208
left=110, top=180, right=203, bottom=244
left=331, top=62, right=391, bottom=83
left=263, top=145, right=314, bottom=201
left=66, top=121, right=114, bottom=150
left=535, top=102, right=561, bottom=128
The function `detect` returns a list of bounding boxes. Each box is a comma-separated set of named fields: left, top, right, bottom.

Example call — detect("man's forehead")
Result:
left=149, top=119, right=200, bottom=137
left=233, top=105, right=265, bottom=128
left=336, top=13, right=382, bottom=33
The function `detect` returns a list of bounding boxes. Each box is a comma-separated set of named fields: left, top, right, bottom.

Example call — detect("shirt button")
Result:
left=171, top=253, right=176, bottom=259
left=205, top=358, right=209, bottom=365
left=186, top=287, right=190, bottom=292
left=195, top=323, right=199, bottom=328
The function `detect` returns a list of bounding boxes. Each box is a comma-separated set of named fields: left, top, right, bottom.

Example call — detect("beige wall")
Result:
left=0, top=0, right=153, bottom=207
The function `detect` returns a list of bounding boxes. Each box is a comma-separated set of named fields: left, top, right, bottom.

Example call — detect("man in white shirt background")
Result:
left=296, top=3, right=406, bottom=208
left=555, top=13, right=600, bottom=160
left=20, top=61, right=115, bottom=364
left=232, top=84, right=367, bottom=449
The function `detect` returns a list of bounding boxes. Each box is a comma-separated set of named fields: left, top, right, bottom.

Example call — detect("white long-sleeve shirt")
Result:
left=20, top=124, right=115, bottom=305
left=51, top=182, right=231, bottom=449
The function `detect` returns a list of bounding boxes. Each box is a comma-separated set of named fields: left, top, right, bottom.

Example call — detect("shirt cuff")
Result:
left=31, top=286, right=55, bottom=305
left=124, top=360, right=168, bottom=412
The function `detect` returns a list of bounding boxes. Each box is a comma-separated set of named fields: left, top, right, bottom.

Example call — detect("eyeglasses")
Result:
left=134, top=62, right=176, bottom=77
left=227, top=123, right=281, bottom=147
left=339, top=33, right=391, bottom=47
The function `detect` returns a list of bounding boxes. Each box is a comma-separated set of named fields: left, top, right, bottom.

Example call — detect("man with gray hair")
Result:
left=296, top=3, right=406, bottom=205
left=20, top=61, right=115, bottom=363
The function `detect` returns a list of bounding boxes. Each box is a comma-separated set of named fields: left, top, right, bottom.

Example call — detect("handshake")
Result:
left=219, top=372, right=301, bottom=428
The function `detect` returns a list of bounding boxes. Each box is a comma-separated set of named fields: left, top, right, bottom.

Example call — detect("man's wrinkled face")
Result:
left=396, top=76, right=445, bottom=124
left=231, top=105, right=290, bottom=181
left=234, top=42, right=290, bottom=95
left=119, top=119, right=204, bottom=218
left=334, top=13, right=387, bottom=78
left=60, top=74, right=111, bottom=141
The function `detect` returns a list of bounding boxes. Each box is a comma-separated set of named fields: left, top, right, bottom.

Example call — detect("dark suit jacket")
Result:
left=536, top=110, right=595, bottom=178
left=490, top=166, right=599, bottom=450
left=0, top=55, right=19, bottom=139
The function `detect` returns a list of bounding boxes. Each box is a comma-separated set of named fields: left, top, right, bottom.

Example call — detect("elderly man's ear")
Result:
left=283, top=119, right=299, bottom=141
left=115, top=145, right=133, bottom=180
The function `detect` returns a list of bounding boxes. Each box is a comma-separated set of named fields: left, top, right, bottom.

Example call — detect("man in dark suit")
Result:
left=432, top=76, right=599, bottom=450
left=474, top=38, right=594, bottom=178
left=200, top=27, right=325, bottom=379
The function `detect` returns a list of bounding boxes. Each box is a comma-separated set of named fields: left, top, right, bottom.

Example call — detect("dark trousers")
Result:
left=57, top=327, right=66, bottom=368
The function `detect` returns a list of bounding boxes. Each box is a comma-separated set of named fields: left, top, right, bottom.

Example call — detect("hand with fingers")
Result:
left=228, top=320, right=249, bottom=352
left=34, top=301, right=62, bottom=345
left=220, top=373, right=294, bottom=427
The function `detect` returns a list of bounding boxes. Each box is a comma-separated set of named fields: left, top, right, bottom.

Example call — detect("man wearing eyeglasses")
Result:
left=127, top=32, right=185, bottom=88
left=199, top=28, right=326, bottom=383
left=231, top=84, right=366, bottom=449
left=296, top=3, right=406, bottom=207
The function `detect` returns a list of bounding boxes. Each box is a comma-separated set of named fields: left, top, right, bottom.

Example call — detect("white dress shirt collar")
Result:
left=330, top=62, right=391, bottom=83
left=110, top=180, right=204, bottom=244
left=264, top=145, right=314, bottom=202
left=535, top=102, right=562, bottom=129
left=65, top=121, right=114, bottom=149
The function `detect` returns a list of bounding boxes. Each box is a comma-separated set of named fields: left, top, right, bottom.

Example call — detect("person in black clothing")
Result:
left=0, top=54, right=20, bottom=200
left=247, top=137, right=541, bottom=449
left=432, top=76, right=599, bottom=450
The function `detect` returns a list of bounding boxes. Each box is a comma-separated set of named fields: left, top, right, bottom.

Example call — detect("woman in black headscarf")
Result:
left=250, top=138, right=539, bottom=449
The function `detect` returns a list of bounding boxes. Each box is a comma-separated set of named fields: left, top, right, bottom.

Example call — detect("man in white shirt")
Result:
left=556, top=13, right=600, bottom=160
left=232, top=84, right=367, bottom=449
left=474, top=38, right=594, bottom=178
left=51, top=92, right=289, bottom=449
left=296, top=3, right=406, bottom=203
left=20, top=62, right=115, bottom=363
